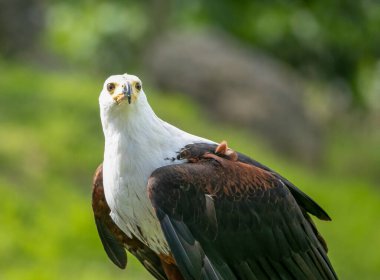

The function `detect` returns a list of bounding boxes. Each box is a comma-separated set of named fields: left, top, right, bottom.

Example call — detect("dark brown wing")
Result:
left=178, top=143, right=330, bottom=251
left=179, top=143, right=331, bottom=221
left=148, top=146, right=337, bottom=280
left=92, top=164, right=174, bottom=280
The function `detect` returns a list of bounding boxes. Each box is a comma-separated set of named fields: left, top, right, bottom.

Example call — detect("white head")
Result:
left=99, top=73, right=145, bottom=114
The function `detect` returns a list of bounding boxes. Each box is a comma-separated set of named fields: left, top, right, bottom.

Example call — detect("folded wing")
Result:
left=148, top=145, right=337, bottom=280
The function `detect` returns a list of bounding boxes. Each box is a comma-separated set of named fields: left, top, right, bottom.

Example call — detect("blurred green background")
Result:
left=0, top=0, right=379, bottom=279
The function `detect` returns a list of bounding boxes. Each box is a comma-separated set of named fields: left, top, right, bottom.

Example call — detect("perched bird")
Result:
left=92, top=73, right=337, bottom=280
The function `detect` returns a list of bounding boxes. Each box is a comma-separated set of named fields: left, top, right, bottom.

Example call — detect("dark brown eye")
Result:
left=107, top=83, right=115, bottom=92
left=135, top=83, right=141, bottom=90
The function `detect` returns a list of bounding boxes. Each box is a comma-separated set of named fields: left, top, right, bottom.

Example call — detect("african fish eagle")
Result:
left=92, top=73, right=337, bottom=280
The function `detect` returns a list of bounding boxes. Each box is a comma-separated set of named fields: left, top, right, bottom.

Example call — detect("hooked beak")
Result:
left=123, top=82, right=132, bottom=104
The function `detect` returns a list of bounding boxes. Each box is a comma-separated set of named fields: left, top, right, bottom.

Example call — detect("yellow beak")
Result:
left=113, top=82, right=132, bottom=104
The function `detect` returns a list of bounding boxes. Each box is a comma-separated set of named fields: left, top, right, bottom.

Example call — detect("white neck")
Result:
left=101, top=94, right=161, bottom=142
left=100, top=93, right=211, bottom=160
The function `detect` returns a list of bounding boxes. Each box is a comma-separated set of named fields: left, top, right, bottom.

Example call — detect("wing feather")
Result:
left=92, top=165, right=127, bottom=269
left=94, top=217, right=127, bottom=269
left=149, top=148, right=337, bottom=279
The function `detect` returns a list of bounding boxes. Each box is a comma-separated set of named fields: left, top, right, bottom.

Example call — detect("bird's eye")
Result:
left=107, top=83, right=115, bottom=92
left=135, top=83, right=142, bottom=90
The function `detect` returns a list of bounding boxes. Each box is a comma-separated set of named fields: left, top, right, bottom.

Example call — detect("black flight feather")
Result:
left=94, top=217, right=127, bottom=269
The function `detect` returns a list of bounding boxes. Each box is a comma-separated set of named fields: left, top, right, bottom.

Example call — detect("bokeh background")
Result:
left=1, top=0, right=380, bottom=279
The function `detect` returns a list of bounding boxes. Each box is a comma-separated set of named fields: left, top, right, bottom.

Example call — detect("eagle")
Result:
left=92, top=73, right=337, bottom=280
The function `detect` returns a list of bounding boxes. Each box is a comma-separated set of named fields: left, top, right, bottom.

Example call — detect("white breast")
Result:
left=102, top=121, right=211, bottom=255
left=103, top=145, right=173, bottom=254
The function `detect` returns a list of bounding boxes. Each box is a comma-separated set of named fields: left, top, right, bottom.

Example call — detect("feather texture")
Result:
left=148, top=144, right=337, bottom=279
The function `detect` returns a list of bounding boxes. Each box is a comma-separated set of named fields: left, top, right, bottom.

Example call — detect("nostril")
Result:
left=122, top=84, right=128, bottom=94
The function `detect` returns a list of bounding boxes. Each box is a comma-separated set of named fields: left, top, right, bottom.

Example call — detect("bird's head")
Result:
left=99, top=73, right=144, bottom=112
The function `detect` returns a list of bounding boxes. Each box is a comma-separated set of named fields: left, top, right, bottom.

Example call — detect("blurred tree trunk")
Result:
left=0, top=0, right=45, bottom=57
left=142, top=0, right=172, bottom=50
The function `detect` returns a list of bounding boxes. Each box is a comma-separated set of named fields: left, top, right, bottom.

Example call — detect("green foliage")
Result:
left=35, top=0, right=380, bottom=108
left=195, top=0, right=380, bottom=107
left=2, top=0, right=379, bottom=108
left=41, top=0, right=380, bottom=108
left=1, top=63, right=379, bottom=279
left=44, top=1, right=148, bottom=73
